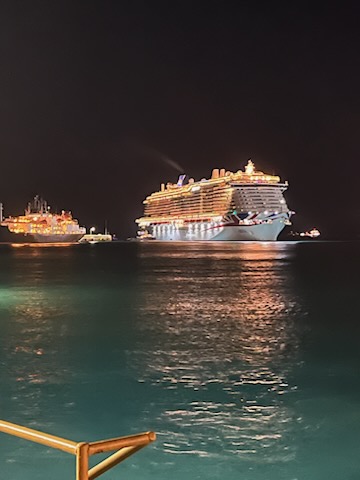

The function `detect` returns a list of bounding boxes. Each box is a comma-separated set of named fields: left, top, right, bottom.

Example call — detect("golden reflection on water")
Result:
left=135, top=243, right=303, bottom=462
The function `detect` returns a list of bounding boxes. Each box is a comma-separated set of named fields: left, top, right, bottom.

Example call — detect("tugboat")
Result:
left=0, top=196, right=86, bottom=243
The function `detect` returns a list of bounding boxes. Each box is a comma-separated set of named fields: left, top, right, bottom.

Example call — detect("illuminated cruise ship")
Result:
left=136, top=160, right=292, bottom=241
left=0, top=196, right=86, bottom=243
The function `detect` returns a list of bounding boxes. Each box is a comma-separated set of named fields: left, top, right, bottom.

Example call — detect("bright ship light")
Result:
left=245, top=159, right=255, bottom=175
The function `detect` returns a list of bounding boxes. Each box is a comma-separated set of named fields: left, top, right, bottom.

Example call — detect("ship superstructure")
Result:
left=136, top=160, right=292, bottom=241
left=0, top=196, right=86, bottom=243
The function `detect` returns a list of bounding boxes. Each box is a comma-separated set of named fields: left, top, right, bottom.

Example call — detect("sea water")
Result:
left=0, top=241, right=359, bottom=480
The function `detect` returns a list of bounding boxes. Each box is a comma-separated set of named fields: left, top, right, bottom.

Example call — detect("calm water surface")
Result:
left=0, top=241, right=359, bottom=479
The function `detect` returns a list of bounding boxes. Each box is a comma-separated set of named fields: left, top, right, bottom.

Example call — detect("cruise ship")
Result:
left=0, top=196, right=86, bottom=243
left=136, top=160, right=292, bottom=241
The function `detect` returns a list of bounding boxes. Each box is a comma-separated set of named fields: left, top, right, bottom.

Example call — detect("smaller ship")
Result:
left=78, top=234, right=113, bottom=244
left=288, top=227, right=321, bottom=239
left=78, top=224, right=114, bottom=244
left=0, top=196, right=86, bottom=243
left=300, top=228, right=321, bottom=238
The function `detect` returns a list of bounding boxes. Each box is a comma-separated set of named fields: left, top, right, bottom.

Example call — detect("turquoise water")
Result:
left=0, top=241, right=359, bottom=479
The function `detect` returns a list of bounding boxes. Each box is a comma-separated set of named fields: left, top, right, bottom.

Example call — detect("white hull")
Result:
left=149, top=216, right=288, bottom=242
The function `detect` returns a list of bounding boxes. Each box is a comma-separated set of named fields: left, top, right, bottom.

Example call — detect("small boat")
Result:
left=78, top=233, right=113, bottom=244
left=288, top=227, right=321, bottom=239
left=300, top=228, right=321, bottom=238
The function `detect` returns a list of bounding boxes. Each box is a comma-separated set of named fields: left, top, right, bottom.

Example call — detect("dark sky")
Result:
left=1, top=1, right=359, bottom=238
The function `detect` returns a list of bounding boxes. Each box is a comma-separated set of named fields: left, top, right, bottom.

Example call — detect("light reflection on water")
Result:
left=1, top=287, right=74, bottom=430
left=2, top=242, right=359, bottom=479
left=133, top=243, right=304, bottom=463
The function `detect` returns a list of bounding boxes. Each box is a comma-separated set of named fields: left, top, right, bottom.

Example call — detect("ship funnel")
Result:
left=220, top=168, right=226, bottom=177
left=211, top=168, right=219, bottom=179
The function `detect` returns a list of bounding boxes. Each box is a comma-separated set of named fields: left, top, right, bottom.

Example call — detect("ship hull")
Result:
left=148, top=216, right=288, bottom=242
left=0, top=227, right=83, bottom=243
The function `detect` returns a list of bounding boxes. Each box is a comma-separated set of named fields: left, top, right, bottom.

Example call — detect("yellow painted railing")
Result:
left=0, top=420, right=156, bottom=480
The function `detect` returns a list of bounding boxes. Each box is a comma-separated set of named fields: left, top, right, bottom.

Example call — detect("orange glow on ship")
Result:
left=0, top=196, right=86, bottom=243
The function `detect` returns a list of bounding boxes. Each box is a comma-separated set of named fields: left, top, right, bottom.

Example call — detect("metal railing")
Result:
left=0, top=419, right=156, bottom=480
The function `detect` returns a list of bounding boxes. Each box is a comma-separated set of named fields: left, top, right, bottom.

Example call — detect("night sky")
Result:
left=1, top=2, right=359, bottom=239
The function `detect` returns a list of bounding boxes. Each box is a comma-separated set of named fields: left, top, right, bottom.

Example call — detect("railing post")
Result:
left=76, top=442, right=89, bottom=480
